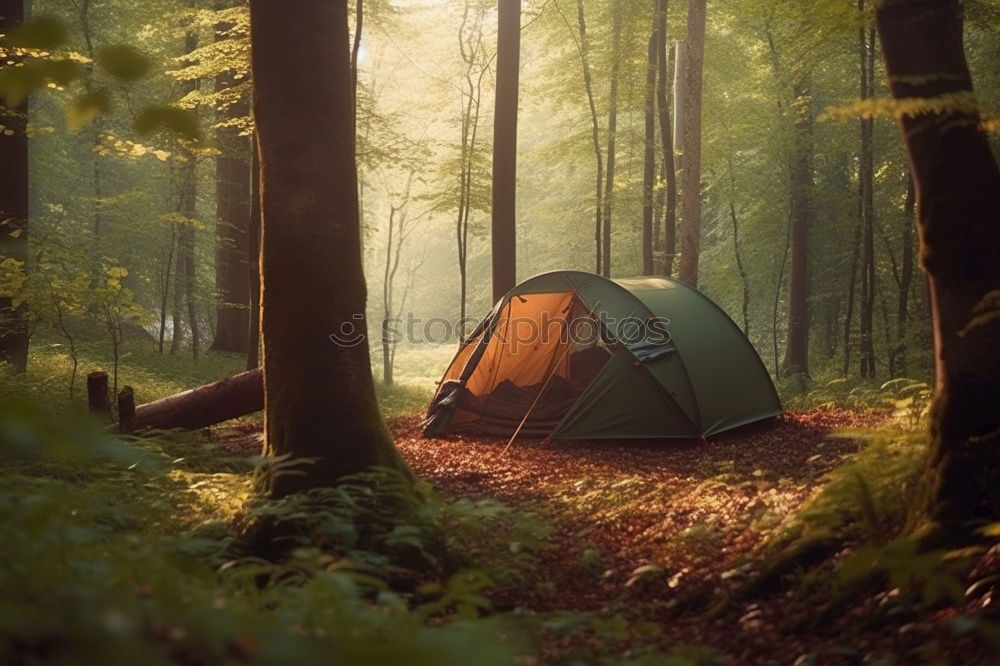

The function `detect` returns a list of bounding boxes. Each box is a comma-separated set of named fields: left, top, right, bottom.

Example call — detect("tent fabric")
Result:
left=424, top=270, right=781, bottom=440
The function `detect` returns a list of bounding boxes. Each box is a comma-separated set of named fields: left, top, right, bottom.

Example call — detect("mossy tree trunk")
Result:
left=877, top=0, right=1000, bottom=542
left=248, top=0, right=409, bottom=498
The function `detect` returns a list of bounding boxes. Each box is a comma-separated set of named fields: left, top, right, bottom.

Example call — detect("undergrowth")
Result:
left=0, top=396, right=711, bottom=665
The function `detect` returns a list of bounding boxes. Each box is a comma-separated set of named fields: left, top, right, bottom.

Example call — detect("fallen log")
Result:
left=124, top=369, right=263, bottom=432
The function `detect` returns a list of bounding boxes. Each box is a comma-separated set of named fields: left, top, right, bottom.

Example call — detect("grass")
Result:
left=4, top=329, right=435, bottom=422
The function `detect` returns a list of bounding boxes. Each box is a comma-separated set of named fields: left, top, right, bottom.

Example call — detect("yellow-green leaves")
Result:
left=67, top=89, right=110, bottom=132
left=5, top=15, right=67, bottom=49
left=136, top=106, right=202, bottom=142
left=95, top=45, right=150, bottom=82
left=1, top=15, right=201, bottom=142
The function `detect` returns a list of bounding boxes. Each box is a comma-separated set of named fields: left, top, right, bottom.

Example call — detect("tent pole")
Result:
left=501, top=300, right=601, bottom=454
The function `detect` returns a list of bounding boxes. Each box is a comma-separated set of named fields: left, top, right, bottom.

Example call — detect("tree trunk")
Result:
left=780, top=75, right=814, bottom=378
left=641, top=27, right=657, bottom=275
left=572, top=0, right=603, bottom=274
left=858, top=9, right=877, bottom=378
left=896, top=173, right=915, bottom=376
left=249, top=0, right=408, bottom=498
left=656, top=0, right=677, bottom=278
left=491, top=0, right=519, bottom=302
left=0, top=0, right=30, bottom=373
left=678, top=0, right=706, bottom=287
left=210, top=8, right=252, bottom=354
left=601, top=4, right=622, bottom=278
left=247, top=138, right=261, bottom=370
left=843, top=221, right=862, bottom=374
left=876, top=0, right=1000, bottom=542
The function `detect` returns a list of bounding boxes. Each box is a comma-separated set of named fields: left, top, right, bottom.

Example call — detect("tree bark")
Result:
left=0, top=0, right=30, bottom=373
left=843, top=221, right=862, bottom=374
left=571, top=0, right=603, bottom=274
left=249, top=0, right=408, bottom=498
left=87, top=371, right=110, bottom=419
left=247, top=138, right=261, bottom=370
left=858, top=8, right=877, bottom=378
left=210, top=6, right=252, bottom=355
left=896, top=174, right=915, bottom=375
left=876, top=0, right=1000, bottom=542
left=678, top=0, right=706, bottom=287
left=601, top=3, right=623, bottom=278
left=123, top=369, right=263, bottom=432
left=780, top=75, right=814, bottom=378
left=491, top=0, right=519, bottom=302
left=656, top=0, right=677, bottom=278
left=641, top=28, right=656, bottom=276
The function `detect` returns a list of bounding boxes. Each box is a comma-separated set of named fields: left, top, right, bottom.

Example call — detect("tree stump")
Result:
left=87, top=371, right=110, bottom=420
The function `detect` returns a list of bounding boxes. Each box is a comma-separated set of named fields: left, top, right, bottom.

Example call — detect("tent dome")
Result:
left=425, top=270, right=781, bottom=440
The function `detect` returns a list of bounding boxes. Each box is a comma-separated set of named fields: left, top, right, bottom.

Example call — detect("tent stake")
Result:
left=501, top=300, right=601, bottom=454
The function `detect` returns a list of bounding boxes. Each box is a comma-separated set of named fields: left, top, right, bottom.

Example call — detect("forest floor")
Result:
left=385, top=408, right=998, bottom=664
left=218, top=406, right=999, bottom=664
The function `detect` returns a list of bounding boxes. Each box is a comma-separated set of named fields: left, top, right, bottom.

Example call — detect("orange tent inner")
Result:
left=435, top=291, right=612, bottom=435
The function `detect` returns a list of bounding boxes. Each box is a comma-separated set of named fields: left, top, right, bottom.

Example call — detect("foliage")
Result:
left=0, top=398, right=534, bottom=666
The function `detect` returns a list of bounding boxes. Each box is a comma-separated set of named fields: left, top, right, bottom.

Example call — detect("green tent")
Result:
left=425, top=270, right=781, bottom=440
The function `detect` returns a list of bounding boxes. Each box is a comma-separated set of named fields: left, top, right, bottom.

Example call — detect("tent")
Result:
left=424, top=270, right=781, bottom=440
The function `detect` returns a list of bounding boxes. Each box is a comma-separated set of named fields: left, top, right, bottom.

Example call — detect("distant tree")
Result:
left=641, top=21, right=656, bottom=276
left=491, top=0, right=519, bottom=301
left=780, top=72, right=814, bottom=379
left=380, top=170, right=424, bottom=386
left=248, top=0, right=408, bottom=497
left=877, top=0, right=1000, bottom=542
left=209, top=2, right=252, bottom=355
left=170, top=24, right=201, bottom=359
left=554, top=0, right=604, bottom=274
left=600, top=2, right=622, bottom=278
left=655, top=0, right=677, bottom=277
left=678, top=0, right=706, bottom=287
left=857, top=0, right=877, bottom=378
left=0, top=0, right=29, bottom=373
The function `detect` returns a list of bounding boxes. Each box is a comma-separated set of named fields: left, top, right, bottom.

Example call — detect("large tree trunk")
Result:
left=210, top=7, right=252, bottom=355
left=780, top=75, right=814, bottom=378
left=249, top=0, right=408, bottom=498
left=641, top=27, right=656, bottom=276
left=678, top=0, right=706, bottom=287
left=491, top=0, right=519, bottom=302
left=876, top=0, right=1000, bottom=542
left=656, top=0, right=677, bottom=278
left=896, top=174, right=915, bottom=375
left=0, top=0, right=30, bottom=373
left=247, top=139, right=261, bottom=370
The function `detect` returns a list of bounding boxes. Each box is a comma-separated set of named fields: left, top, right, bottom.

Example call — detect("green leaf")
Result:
left=95, top=45, right=150, bottom=82
left=6, top=15, right=68, bottom=49
left=67, top=89, right=110, bottom=131
left=135, top=106, right=202, bottom=141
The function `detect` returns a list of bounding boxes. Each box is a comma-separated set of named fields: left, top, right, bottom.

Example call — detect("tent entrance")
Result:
left=427, top=291, right=613, bottom=437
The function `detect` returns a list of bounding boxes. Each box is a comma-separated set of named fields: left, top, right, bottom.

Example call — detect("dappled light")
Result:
left=1, top=0, right=999, bottom=663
